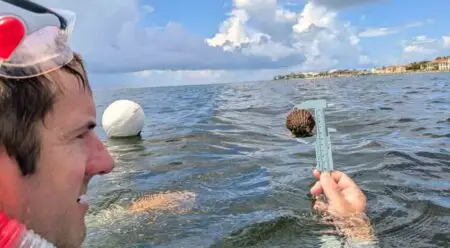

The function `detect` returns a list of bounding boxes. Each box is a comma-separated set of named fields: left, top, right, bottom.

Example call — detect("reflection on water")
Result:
left=84, top=73, right=450, bottom=248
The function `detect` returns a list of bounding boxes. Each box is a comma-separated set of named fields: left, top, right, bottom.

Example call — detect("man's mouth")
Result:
left=78, top=181, right=90, bottom=205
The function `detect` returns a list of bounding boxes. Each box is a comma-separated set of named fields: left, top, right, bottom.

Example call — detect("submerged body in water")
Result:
left=129, top=191, right=197, bottom=214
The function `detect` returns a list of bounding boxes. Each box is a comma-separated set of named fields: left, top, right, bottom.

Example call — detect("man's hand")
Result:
left=310, top=169, right=377, bottom=244
left=310, top=169, right=366, bottom=217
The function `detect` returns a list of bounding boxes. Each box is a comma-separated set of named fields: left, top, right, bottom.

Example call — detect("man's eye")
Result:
left=76, top=132, right=88, bottom=139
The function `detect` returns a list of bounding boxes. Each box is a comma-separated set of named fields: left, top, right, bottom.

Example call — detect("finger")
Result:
left=313, top=200, right=328, bottom=212
left=320, top=172, right=345, bottom=205
left=310, top=181, right=323, bottom=196
left=313, top=169, right=321, bottom=180
left=330, top=171, right=359, bottom=190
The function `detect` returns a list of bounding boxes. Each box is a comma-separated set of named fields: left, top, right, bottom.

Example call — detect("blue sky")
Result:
left=39, top=0, right=450, bottom=88
left=340, top=0, right=449, bottom=63
left=141, top=0, right=230, bottom=37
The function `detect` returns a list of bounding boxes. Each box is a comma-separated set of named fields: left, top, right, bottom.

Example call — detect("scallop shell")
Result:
left=285, top=109, right=315, bottom=137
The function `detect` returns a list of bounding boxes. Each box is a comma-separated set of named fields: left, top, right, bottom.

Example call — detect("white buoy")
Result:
left=102, top=100, right=145, bottom=138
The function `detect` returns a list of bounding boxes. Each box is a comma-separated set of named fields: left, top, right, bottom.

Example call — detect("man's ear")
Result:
left=0, top=144, right=21, bottom=180
left=0, top=144, right=17, bottom=170
left=0, top=144, right=24, bottom=220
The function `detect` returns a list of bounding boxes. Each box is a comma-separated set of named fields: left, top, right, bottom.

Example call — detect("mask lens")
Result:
left=0, top=9, right=76, bottom=79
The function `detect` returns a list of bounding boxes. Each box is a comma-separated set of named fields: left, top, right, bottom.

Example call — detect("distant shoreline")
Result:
left=272, top=70, right=450, bottom=81
left=273, top=55, right=450, bottom=81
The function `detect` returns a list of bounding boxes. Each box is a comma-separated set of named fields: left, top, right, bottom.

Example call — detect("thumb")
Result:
left=320, top=172, right=344, bottom=205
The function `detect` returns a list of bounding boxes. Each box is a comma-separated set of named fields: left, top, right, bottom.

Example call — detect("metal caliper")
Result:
left=294, top=99, right=335, bottom=172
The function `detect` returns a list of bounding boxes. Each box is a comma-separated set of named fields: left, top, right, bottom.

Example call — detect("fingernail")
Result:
left=321, top=171, right=332, bottom=178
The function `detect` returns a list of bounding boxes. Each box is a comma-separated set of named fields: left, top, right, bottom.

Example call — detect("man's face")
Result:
left=20, top=70, right=114, bottom=247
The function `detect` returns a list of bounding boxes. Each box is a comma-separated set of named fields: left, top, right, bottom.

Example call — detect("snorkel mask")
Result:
left=0, top=0, right=75, bottom=79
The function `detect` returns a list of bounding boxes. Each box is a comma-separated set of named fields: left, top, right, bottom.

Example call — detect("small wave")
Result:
left=367, top=121, right=384, bottom=126
left=423, top=133, right=450, bottom=138
left=86, top=204, right=130, bottom=227
left=387, top=125, right=399, bottom=129
left=375, top=200, right=450, bottom=248
left=383, top=152, right=423, bottom=168
left=379, top=107, right=393, bottom=111
left=406, top=91, right=420, bottom=94
left=411, top=127, right=426, bottom=131
left=436, top=118, right=450, bottom=124
left=357, top=140, right=384, bottom=149
left=398, top=118, right=415, bottom=123
left=210, top=215, right=335, bottom=248
left=415, top=151, right=450, bottom=161
left=165, top=137, right=182, bottom=142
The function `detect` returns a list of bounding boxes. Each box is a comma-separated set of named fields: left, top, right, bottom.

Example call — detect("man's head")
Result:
left=0, top=53, right=114, bottom=247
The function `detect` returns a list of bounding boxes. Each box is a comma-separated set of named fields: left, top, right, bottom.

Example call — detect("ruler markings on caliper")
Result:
left=294, top=99, right=334, bottom=172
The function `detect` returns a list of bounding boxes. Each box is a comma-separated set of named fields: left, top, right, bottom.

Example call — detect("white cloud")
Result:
left=283, top=1, right=300, bottom=6
left=443, top=36, right=450, bottom=48
left=36, top=0, right=381, bottom=76
left=33, top=0, right=438, bottom=87
left=398, top=35, right=450, bottom=64
left=359, top=27, right=398, bottom=37
left=404, top=45, right=435, bottom=54
left=405, top=19, right=434, bottom=28
left=137, top=70, right=226, bottom=85
left=358, top=20, right=433, bottom=38
left=402, top=35, right=443, bottom=56
left=411, top=35, right=436, bottom=45
left=36, top=0, right=303, bottom=73
left=207, top=0, right=299, bottom=49
left=90, top=68, right=284, bottom=89
left=142, top=5, right=154, bottom=14
left=359, top=55, right=372, bottom=64
left=349, top=35, right=360, bottom=45
left=292, top=2, right=337, bottom=33
left=399, top=34, right=450, bottom=63
left=401, top=44, right=437, bottom=64
left=311, top=0, right=384, bottom=9
left=416, top=36, right=427, bottom=41
left=208, top=0, right=369, bottom=73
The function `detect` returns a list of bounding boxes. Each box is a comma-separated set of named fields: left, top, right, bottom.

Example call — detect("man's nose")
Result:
left=86, top=135, right=114, bottom=176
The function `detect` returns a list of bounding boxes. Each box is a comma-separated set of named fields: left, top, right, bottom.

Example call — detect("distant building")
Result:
left=371, top=67, right=386, bottom=74
left=385, top=65, right=406, bottom=73
left=436, top=57, right=450, bottom=71
left=421, top=61, right=438, bottom=71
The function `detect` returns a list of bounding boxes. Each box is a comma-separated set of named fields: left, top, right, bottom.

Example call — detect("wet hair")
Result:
left=0, top=53, right=92, bottom=176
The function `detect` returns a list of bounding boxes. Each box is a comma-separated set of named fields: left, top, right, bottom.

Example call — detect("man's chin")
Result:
left=79, top=218, right=87, bottom=244
left=60, top=226, right=86, bottom=248
left=60, top=216, right=87, bottom=248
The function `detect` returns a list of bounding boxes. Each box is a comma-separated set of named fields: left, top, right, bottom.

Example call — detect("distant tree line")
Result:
left=406, top=61, right=430, bottom=71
